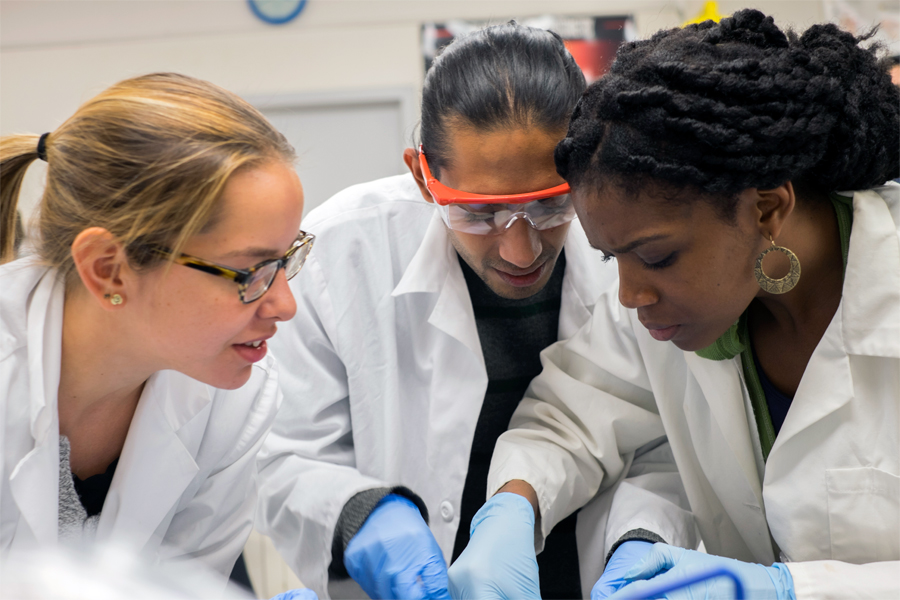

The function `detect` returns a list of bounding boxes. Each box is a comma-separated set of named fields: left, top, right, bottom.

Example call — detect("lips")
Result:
left=644, top=323, right=680, bottom=342
left=495, top=262, right=546, bottom=288
left=232, top=335, right=272, bottom=363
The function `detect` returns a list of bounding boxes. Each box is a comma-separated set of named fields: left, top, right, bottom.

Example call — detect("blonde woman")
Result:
left=0, top=73, right=314, bottom=593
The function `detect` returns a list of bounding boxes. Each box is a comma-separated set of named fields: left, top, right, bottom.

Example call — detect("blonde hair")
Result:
left=0, top=72, right=295, bottom=271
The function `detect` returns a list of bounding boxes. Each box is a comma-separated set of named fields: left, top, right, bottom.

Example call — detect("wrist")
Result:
left=496, top=480, right=539, bottom=518
left=770, top=563, right=797, bottom=600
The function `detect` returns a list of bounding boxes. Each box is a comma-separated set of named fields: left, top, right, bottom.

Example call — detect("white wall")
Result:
left=1, top=0, right=839, bottom=224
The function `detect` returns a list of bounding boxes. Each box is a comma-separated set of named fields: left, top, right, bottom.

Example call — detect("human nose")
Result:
left=617, top=262, right=658, bottom=309
left=258, top=268, right=297, bottom=321
left=498, top=217, right=542, bottom=268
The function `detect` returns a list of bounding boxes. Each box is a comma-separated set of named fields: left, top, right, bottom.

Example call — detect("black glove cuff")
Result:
left=604, top=528, right=666, bottom=567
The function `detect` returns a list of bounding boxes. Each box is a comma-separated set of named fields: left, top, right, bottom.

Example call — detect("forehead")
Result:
left=188, top=161, right=304, bottom=258
left=441, top=126, right=566, bottom=195
left=572, top=182, right=698, bottom=249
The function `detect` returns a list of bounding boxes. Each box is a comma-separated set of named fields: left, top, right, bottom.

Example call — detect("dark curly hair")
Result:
left=555, top=9, right=900, bottom=218
left=421, top=21, right=585, bottom=177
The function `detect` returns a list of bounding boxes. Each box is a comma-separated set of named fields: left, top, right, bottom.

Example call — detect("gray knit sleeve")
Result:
left=605, top=528, right=666, bottom=565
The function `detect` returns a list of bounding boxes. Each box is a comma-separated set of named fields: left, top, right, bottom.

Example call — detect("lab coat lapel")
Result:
left=768, top=187, right=899, bottom=455
left=9, top=269, right=66, bottom=546
left=392, top=212, right=483, bottom=364
left=840, top=188, right=900, bottom=359
left=95, top=371, right=208, bottom=551
left=558, top=223, right=598, bottom=338
left=683, top=353, right=773, bottom=560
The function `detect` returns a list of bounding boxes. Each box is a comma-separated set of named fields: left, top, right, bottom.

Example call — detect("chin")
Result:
left=191, top=365, right=254, bottom=390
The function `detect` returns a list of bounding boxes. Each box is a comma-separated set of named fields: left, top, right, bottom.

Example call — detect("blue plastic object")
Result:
left=270, top=588, right=319, bottom=600
left=615, top=567, right=745, bottom=599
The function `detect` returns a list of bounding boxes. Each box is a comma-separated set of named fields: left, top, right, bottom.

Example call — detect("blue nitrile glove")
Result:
left=592, top=541, right=655, bottom=599
left=447, top=492, right=540, bottom=600
left=343, top=494, right=450, bottom=600
left=270, top=589, right=319, bottom=600
left=605, top=544, right=796, bottom=600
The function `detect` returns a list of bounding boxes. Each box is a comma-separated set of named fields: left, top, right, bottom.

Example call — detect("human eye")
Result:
left=461, top=204, right=500, bottom=222
left=538, top=194, right=570, bottom=210
left=642, top=252, right=677, bottom=270
left=601, top=253, right=615, bottom=263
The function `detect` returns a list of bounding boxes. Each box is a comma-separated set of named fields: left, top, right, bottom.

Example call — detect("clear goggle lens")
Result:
left=436, top=195, right=576, bottom=235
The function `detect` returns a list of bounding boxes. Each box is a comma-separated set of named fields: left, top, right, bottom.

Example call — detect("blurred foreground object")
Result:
left=0, top=543, right=253, bottom=600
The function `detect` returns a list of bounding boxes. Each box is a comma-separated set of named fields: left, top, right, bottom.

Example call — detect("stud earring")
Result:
left=754, top=236, right=801, bottom=294
left=104, top=293, right=124, bottom=305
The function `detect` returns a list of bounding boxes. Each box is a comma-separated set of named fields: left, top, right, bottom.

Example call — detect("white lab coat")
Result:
left=488, top=185, right=900, bottom=600
left=257, top=174, right=697, bottom=598
left=0, top=259, right=283, bottom=587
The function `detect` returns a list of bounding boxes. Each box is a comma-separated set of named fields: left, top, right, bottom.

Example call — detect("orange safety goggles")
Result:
left=418, top=146, right=571, bottom=205
left=418, top=147, right=577, bottom=235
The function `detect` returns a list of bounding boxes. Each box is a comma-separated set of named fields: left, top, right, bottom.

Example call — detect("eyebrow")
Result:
left=604, top=234, right=670, bottom=255
left=220, top=246, right=283, bottom=260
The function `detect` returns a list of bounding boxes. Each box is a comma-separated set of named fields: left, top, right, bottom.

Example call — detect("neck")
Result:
left=751, top=193, right=844, bottom=334
left=57, top=283, right=153, bottom=440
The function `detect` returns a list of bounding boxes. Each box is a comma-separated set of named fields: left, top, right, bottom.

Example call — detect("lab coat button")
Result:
left=440, top=501, right=454, bottom=521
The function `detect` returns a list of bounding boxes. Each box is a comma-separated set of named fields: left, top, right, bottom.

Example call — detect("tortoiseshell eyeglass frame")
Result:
left=147, top=231, right=315, bottom=304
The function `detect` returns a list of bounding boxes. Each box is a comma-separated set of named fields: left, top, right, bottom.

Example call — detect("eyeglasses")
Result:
left=418, top=146, right=577, bottom=235
left=149, top=231, right=315, bottom=304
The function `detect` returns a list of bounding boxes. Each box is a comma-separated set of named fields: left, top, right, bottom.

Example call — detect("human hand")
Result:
left=605, top=544, right=795, bottom=600
left=270, top=588, right=318, bottom=600
left=344, top=494, right=450, bottom=600
left=591, top=541, right=654, bottom=599
left=447, top=492, right=540, bottom=600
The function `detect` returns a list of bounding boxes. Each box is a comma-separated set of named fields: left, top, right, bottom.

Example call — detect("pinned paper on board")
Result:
left=682, top=1, right=724, bottom=26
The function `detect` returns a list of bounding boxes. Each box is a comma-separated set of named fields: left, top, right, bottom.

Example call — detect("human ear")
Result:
left=402, top=147, right=434, bottom=204
left=752, top=182, right=795, bottom=241
left=70, top=227, right=130, bottom=310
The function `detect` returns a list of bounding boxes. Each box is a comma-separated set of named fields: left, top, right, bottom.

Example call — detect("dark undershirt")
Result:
left=753, top=351, right=793, bottom=435
left=453, top=251, right=581, bottom=600
left=72, top=458, right=118, bottom=517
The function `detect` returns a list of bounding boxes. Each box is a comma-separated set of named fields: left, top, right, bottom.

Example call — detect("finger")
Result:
left=393, top=570, right=429, bottom=600
left=622, top=544, right=677, bottom=581
left=592, top=576, right=628, bottom=600
left=604, top=579, right=666, bottom=600
left=420, top=556, right=451, bottom=600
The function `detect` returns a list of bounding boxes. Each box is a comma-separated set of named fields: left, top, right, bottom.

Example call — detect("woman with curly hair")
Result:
left=450, top=10, right=899, bottom=600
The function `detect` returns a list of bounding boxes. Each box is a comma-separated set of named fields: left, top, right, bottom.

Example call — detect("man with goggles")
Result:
left=257, top=23, right=628, bottom=600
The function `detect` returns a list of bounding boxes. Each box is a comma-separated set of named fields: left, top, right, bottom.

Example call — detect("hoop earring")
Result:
left=104, top=293, right=124, bottom=305
left=754, top=237, right=801, bottom=294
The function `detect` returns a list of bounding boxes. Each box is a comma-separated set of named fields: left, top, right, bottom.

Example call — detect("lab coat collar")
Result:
left=9, top=268, right=66, bottom=545
left=839, top=186, right=900, bottom=359
left=391, top=210, right=451, bottom=297
left=765, top=187, right=899, bottom=467
left=392, top=211, right=483, bottom=360
left=682, top=352, right=773, bottom=562
left=559, top=222, right=601, bottom=336
left=95, top=370, right=208, bottom=550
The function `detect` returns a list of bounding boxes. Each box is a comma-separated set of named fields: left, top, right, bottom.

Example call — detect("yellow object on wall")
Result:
left=682, top=1, right=724, bottom=26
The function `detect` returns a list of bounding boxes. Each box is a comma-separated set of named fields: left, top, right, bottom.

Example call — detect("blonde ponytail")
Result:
left=0, top=134, right=42, bottom=263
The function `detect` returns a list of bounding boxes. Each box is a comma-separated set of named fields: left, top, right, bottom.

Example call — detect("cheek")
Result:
left=541, top=222, right=571, bottom=251
left=139, top=271, right=249, bottom=350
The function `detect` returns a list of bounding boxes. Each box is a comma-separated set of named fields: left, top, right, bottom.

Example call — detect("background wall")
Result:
left=2, top=0, right=858, bottom=227
left=1, top=0, right=894, bottom=596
